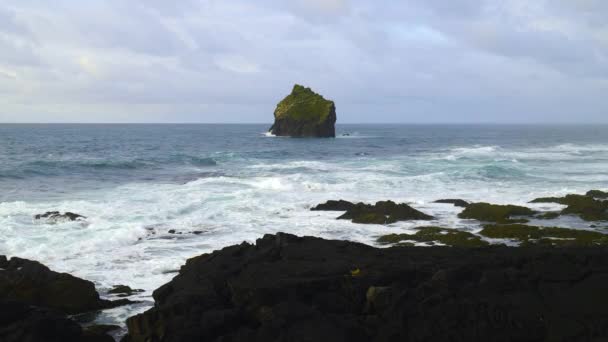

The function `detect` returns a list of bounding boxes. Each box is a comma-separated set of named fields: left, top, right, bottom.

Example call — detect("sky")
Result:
left=0, top=0, right=607, bottom=123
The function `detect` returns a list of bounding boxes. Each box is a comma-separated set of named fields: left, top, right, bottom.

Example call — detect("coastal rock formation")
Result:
left=0, top=256, right=131, bottom=314
left=0, top=256, right=129, bottom=341
left=311, top=200, right=355, bottom=211
left=458, top=202, right=535, bottom=223
left=34, top=211, right=86, bottom=222
left=337, top=201, right=434, bottom=224
left=433, top=199, right=469, bottom=207
left=269, top=84, right=336, bottom=137
left=0, top=300, right=115, bottom=342
left=124, top=233, right=608, bottom=342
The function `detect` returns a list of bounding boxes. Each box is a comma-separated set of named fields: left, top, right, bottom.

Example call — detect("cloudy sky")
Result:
left=0, top=0, right=607, bottom=123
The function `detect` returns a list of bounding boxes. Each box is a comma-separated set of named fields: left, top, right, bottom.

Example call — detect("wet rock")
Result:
left=530, top=192, right=608, bottom=221
left=0, top=256, right=132, bottom=315
left=108, top=285, right=144, bottom=297
left=377, top=226, right=489, bottom=247
left=433, top=199, right=469, bottom=207
left=535, top=212, right=560, bottom=220
left=311, top=200, right=355, bottom=211
left=34, top=211, right=86, bottom=222
left=0, top=300, right=115, bottom=342
left=586, top=190, right=608, bottom=199
left=337, top=201, right=433, bottom=224
left=479, top=224, right=608, bottom=246
left=269, top=84, right=336, bottom=138
left=124, top=233, right=608, bottom=342
left=458, top=202, right=535, bottom=223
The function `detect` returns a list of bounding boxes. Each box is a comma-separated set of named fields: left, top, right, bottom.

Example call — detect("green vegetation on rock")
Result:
left=530, top=193, right=608, bottom=221
left=479, top=224, right=608, bottom=246
left=338, top=201, right=434, bottom=224
left=458, top=202, right=535, bottom=223
left=587, top=190, right=608, bottom=199
left=377, top=226, right=489, bottom=247
left=269, top=84, right=336, bottom=137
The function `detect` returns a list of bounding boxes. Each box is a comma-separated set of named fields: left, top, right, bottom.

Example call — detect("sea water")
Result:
left=1, top=124, right=607, bottom=324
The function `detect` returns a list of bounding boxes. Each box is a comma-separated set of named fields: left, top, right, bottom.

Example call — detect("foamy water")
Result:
left=1, top=124, right=607, bottom=326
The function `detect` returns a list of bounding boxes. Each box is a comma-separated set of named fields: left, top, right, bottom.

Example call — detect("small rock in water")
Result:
left=34, top=211, right=86, bottom=222
left=108, top=285, right=144, bottom=297
left=433, top=199, right=470, bottom=207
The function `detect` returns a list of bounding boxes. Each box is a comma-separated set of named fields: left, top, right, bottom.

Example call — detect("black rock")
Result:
left=433, top=199, right=469, bottom=207
left=125, top=233, right=608, bottom=341
left=337, top=200, right=434, bottom=224
left=108, top=285, right=144, bottom=297
left=311, top=200, right=355, bottom=211
left=0, top=256, right=132, bottom=315
left=0, top=300, right=113, bottom=342
left=34, top=211, right=86, bottom=222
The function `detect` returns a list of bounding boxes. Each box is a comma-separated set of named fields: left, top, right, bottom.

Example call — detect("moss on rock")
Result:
left=338, top=201, right=433, bottom=224
left=458, top=202, right=535, bottom=223
left=377, top=226, right=489, bottom=247
left=586, top=190, right=608, bottom=199
left=269, top=84, right=336, bottom=137
left=479, top=224, right=608, bottom=247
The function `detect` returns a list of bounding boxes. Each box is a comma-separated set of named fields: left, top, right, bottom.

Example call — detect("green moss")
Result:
left=479, top=224, right=608, bottom=247
left=586, top=190, right=608, bottom=199
left=536, top=212, right=560, bottom=220
left=377, top=226, right=489, bottom=248
left=458, top=203, right=535, bottom=223
left=338, top=201, right=433, bottom=225
left=560, top=194, right=608, bottom=221
left=529, top=197, right=568, bottom=204
left=274, top=85, right=335, bottom=124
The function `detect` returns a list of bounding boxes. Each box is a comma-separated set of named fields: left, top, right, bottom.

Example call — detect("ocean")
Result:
left=1, top=123, right=608, bottom=324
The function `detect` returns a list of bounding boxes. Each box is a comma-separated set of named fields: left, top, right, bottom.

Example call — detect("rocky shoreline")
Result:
left=3, top=189, right=608, bottom=341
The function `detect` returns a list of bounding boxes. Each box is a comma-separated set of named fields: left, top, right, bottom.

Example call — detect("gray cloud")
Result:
left=0, top=0, right=606, bottom=123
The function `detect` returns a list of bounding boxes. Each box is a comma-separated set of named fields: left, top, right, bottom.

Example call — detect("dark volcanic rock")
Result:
left=458, top=202, right=535, bottom=223
left=34, top=211, right=86, bottom=222
left=0, top=256, right=132, bottom=315
left=433, top=199, right=469, bottom=207
left=108, top=285, right=144, bottom=297
left=337, top=200, right=434, bottom=224
left=0, top=300, right=114, bottom=342
left=124, top=233, right=608, bottom=342
left=529, top=193, right=608, bottom=221
left=311, top=200, right=355, bottom=211
left=269, top=84, right=336, bottom=137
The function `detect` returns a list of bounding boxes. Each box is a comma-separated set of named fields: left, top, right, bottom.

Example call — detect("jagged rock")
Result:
left=458, top=202, right=535, bottom=223
left=337, top=201, right=434, bottom=224
left=108, top=285, right=144, bottom=297
left=433, top=199, right=469, bottom=207
left=0, top=256, right=132, bottom=315
left=311, top=200, right=355, bottom=211
left=587, top=190, right=608, bottom=199
left=34, top=211, right=86, bottom=222
left=269, top=84, right=336, bottom=137
left=530, top=194, right=608, bottom=221
left=123, top=233, right=608, bottom=342
left=480, top=224, right=608, bottom=246
left=377, top=226, right=488, bottom=247
left=0, top=300, right=115, bottom=342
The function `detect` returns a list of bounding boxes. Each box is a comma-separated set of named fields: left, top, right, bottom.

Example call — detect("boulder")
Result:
left=0, top=256, right=132, bottom=315
left=337, top=201, right=434, bottom=224
left=124, top=233, right=608, bottom=342
left=269, top=84, right=336, bottom=137
left=458, top=202, right=535, bottom=223
left=0, top=300, right=114, bottom=342
left=433, top=199, right=469, bottom=207
left=34, top=211, right=86, bottom=222
left=311, top=200, right=355, bottom=211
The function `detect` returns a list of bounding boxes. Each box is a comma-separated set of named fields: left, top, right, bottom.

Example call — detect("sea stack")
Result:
left=269, top=84, right=336, bottom=137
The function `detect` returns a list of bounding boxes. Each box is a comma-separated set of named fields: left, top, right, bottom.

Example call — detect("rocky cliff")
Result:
left=269, top=84, right=336, bottom=137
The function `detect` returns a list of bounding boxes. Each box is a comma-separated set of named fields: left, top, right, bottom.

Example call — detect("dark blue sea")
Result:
left=1, top=123, right=607, bottom=324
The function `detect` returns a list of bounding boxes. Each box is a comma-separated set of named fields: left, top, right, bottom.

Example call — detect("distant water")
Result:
left=1, top=124, right=608, bottom=325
